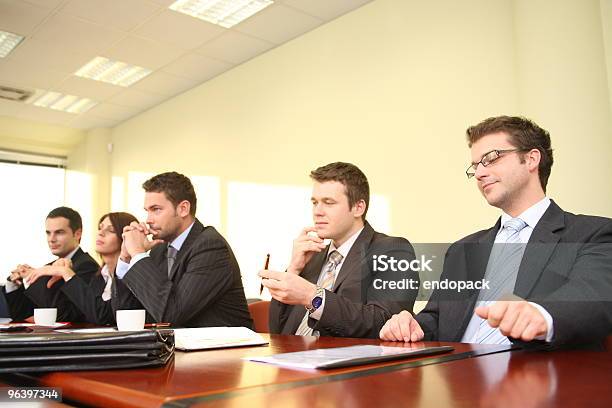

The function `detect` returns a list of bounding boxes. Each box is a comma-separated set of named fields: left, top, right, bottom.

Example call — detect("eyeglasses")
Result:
left=465, top=149, right=523, bottom=179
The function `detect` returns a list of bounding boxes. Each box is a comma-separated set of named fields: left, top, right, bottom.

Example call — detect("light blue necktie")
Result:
left=474, top=218, right=528, bottom=344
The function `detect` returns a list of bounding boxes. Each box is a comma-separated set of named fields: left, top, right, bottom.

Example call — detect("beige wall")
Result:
left=110, top=0, right=520, bottom=243
left=63, top=0, right=610, bottom=248
left=65, top=128, right=112, bottom=253
left=0, top=115, right=84, bottom=157
left=515, top=0, right=612, bottom=216
left=601, top=0, right=612, bottom=116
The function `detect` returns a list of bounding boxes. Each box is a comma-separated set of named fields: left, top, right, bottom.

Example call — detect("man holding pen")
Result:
left=261, top=162, right=418, bottom=338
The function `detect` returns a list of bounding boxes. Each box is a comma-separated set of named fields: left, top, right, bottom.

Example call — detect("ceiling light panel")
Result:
left=75, top=56, right=152, bottom=87
left=0, top=30, right=25, bottom=58
left=169, top=0, right=274, bottom=28
left=30, top=90, right=97, bottom=114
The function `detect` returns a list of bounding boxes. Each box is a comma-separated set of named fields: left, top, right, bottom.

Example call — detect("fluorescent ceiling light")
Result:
left=30, top=90, right=97, bottom=114
left=0, top=30, right=24, bottom=58
left=169, top=0, right=274, bottom=28
left=75, top=56, right=152, bottom=87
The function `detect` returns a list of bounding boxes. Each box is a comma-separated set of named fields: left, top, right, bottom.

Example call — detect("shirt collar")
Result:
left=100, top=264, right=110, bottom=282
left=500, top=197, right=551, bottom=230
left=65, top=246, right=79, bottom=260
left=329, top=227, right=364, bottom=259
left=169, top=221, right=195, bottom=251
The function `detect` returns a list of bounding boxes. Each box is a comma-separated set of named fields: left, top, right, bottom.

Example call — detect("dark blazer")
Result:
left=61, top=273, right=113, bottom=325
left=269, top=222, right=418, bottom=338
left=416, top=200, right=612, bottom=348
left=3, top=247, right=99, bottom=321
left=112, top=219, right=253, bottom=329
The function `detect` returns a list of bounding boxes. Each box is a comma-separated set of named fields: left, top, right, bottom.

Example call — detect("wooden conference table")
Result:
left=1, top=334, right=611, bottom=407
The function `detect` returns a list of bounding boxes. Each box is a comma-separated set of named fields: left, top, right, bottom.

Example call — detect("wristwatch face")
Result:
left=311, top=296, right=323, bottom=310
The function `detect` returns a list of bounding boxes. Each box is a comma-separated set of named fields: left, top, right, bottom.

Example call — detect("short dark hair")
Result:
left=310, top=162, right=370, bottom=220
left=46, top=207, right=82, bottom=233
left=142, top=172, right=197, bottom=216
left=466, top=116, right=554, bottom=192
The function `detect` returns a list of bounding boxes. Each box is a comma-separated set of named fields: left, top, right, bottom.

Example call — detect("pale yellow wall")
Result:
left=0, top=115, right=84, bottom=156
left=65, top=0, right=611, bottom=247
left=65, top=128, right=112, bottom=254
left=514, top=0, right=612, bottom=217
left=601, top=0, right=612, bottom=116
left=110, top=0, right=521, bottom=243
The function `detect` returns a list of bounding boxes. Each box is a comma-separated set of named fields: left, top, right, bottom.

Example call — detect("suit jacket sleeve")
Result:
left=532, top=220, right=612, bottom=347
left=24, top=250, right=99, bottom=322
left=61, top=275, right=114, bottom=325
left=111, top=276, right=153, bottom=320
left=3, top=286, right=35, bottom=321
left=415, top=292, right=441, bottom=341
left=414, top=241, right=479, bottom=342
left=312, top=237, right=419, bottom=338
left=121, top=235, right=236, bottom=326
left=269, top=298, right=291, bottom=334
left=414, top=246, right=457, bottom=341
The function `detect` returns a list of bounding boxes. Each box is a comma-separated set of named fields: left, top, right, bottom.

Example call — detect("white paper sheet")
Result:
left=245, top=344, right=453, bottom=369
left=173, top=327, right=268, bottom=351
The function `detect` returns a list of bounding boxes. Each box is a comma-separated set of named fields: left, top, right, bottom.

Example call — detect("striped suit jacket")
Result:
left=112, top=219, right=253, bottom=329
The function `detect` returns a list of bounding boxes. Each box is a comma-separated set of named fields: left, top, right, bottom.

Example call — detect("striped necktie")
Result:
left=474, top=217, right=528, bottom=344
left=295, top=250, right=343, bottom=336
left=167, top=245, right=177, bottom=277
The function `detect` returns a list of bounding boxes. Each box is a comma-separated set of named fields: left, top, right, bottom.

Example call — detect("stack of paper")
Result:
left=173, top=327, right=268, bottom=351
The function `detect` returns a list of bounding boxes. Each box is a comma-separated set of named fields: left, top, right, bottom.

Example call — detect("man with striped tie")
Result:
left=379, top=116, right=612, bottom=349
left=262, top=162, right=418, bottom=338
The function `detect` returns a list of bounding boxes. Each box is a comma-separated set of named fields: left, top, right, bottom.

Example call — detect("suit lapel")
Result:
left=514, top=200, right=565, bottom=298
left=168, top=219, right=205, bottom=281
left=332, top=223, right=374, bottom=291
left=150, top=239, right=167, bottom=276
left=303, top=247, right=329, bottom=284
left=449, top=223, right=499, bottom=341
left=71, top=247, right=84, bottom=263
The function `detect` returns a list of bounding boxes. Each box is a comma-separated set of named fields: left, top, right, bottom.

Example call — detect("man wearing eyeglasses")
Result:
left=380, top=115, right=612, bottom=349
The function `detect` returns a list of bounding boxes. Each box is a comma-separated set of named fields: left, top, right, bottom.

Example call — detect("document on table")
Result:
left=245, top=344, right=454, bottom=369
left=173, top=327, right=268, bottom=351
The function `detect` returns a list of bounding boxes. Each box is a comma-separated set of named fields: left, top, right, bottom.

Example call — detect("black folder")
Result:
left=0, top=330, right=174, bottom=373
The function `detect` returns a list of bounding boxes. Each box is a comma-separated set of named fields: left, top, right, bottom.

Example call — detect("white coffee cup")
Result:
left=116, top=309, right=146, bottom=331
left=34, top=308, right=57, bottom=326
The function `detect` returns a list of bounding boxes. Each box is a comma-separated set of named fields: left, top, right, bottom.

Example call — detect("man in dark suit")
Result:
left=2, top=207, right=99, bottom=321
left=262, top=162, right=418, bottom=338
left=380, top=116, right=612, bottom=348
left=114, top=172, right=252, bottom=328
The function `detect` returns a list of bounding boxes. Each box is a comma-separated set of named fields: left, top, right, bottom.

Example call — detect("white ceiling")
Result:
left=0, top=0, right=372, bottom=130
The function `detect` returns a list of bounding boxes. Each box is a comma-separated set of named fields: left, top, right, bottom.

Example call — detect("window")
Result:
left=0, top=161, right=65, bottom=279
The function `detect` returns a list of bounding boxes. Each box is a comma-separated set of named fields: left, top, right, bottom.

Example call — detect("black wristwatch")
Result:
left=306, top=286, right=325, bottom=313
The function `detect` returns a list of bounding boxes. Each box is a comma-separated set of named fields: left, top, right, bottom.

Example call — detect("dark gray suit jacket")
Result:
left=269, top=222, right=418, bottom=338
left=3, top=248, right=99, bottom=321
left=112, top=219, right=253, bottom=329
left=61, top=274, right=113, bottom=325
left=416, top=200, right=612, bottom=348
